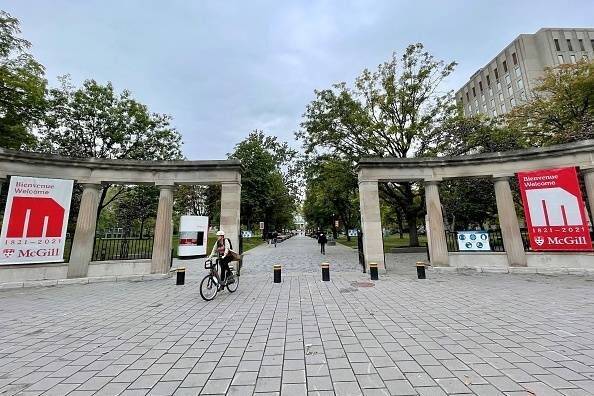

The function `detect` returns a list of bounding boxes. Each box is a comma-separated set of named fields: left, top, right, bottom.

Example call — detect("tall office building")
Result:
left=456, top=28, right=594, bottom=117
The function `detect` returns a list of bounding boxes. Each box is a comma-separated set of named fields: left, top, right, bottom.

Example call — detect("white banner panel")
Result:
left=0, top=176, right=73, bottom=264
left=457, top=231, right=491, bottom=251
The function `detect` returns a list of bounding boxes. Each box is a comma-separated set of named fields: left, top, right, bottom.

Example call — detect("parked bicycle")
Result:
left=200, top=258, right=239, bottom=301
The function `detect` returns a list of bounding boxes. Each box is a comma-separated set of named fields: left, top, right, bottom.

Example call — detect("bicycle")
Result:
left=200, top=258, right=239, bottom=301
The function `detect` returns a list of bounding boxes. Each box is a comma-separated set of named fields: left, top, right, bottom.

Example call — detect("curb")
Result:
left=0, top=273, right=172, bottom=290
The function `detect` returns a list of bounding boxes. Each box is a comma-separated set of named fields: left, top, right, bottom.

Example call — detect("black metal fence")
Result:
left=92, top=235, right=155, bottom=261
left=445, top=228, right=527, bottom=252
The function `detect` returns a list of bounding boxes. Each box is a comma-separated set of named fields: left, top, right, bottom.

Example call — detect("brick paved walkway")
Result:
left=1, top=238, right=594, bottom=395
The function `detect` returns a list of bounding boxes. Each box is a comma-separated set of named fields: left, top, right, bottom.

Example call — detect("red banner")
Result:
left=518, top=167, right=592, bottom=251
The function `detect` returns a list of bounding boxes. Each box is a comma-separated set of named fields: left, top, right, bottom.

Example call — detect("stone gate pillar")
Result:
left=151, top=184, right=174, bottom=274
left=358, top=181, right=385, bottom=271
left=68, top=183, right=102, bottom=278
left=220, top=182, right=241, bottom=253
left=424, top=181, right=449, bottom=266
left=493, top=177, right=527, bottom=266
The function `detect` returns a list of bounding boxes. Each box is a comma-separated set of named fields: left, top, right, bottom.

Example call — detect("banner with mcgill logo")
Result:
left=518, top=167, right=592, bottom=251
left=0, top=176, right=74, bottom=264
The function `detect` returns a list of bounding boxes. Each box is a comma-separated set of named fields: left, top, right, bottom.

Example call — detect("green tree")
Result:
left=114, top=186, right=159, bottom=237
left=303, top=156, right=359, bottom=239
left=505, top=61, right=594, bottom=145
left=0, top=10, right=46, bottom=149
left=39, top=77, right=183, bottom=217
left=298, top=44, right=456, bottom=246
left=229, top=130, right=297, bottom=233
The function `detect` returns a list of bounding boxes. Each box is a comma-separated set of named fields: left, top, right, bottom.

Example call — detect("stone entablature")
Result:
left=357, top=140, right=594, bottom=272
left=0, top=148, right=242, bottom=280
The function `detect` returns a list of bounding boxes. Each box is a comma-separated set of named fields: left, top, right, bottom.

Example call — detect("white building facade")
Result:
left=456, top=28, right=594, bottom=117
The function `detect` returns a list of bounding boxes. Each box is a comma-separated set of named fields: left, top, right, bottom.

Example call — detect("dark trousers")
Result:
left=219, top=256, right=232, bottom=283
left=320, top=243, right=326, bottom=254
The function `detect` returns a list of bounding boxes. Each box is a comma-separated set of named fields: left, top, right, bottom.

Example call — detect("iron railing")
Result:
left=92, top=235, right=154, bottom=261
left=445, top=228, right=521, bottom=252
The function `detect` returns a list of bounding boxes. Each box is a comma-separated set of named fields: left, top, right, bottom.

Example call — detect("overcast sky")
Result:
left=5, top=1, right=594, bottom=159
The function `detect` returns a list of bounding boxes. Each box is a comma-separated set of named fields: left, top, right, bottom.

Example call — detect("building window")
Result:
left=503, top=60, right=508, bottom=73
left=500, top=103, right=506, bottom=113
left=479, top=81, right=483, bottom=92
left=591, top=39, right=594, bottom=51
left=554, top=39, right=561, bottom=51
left=570, top=54, right=576, bottom=63
left=510, top=97, right=516, bottom=107
left=474, top=99, right=478, bottom=108
left=505, top=74, right=511, bottom=85
left=515, top=67, right=521, bottom=77
left=490, top=99, right=495, bottom=108
left=497, top=81, right=501, bottom=91
left=486, top=75, right=491, bottom=86
left=512, top=52, right=518, bottom=65
left=508, top=85, right=513, bottom=96
left=579, top=39, right=585, bottom=51
left=567, top=39, right=573, bottom=51
left=466, top=91, right=469, bottom=101
left=472, top=87, right=476, bottom=97
left=494, top=68, right=499, bottom=80
left=517, top=79, right=524, bottom=89
left=498, top=93, right=504, bottom=102
left=468, top=105, right=472, bottom=114
left=481, top=94, right=485, bottom=102
left=557, top=54, right=564, bottom=64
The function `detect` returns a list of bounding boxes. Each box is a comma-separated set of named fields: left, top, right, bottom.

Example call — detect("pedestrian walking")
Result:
left=318, top=232, right=327, bottom=255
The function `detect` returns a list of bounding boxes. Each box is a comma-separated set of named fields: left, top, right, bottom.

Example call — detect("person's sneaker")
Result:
left=226, top=275, right=235, bottom=285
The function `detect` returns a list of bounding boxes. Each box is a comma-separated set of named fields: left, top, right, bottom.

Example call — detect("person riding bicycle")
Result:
left=209, top=230, right=234, bottom=288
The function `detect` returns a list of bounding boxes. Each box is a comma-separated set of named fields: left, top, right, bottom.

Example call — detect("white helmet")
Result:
left=216, top=230, right=225, bottom=236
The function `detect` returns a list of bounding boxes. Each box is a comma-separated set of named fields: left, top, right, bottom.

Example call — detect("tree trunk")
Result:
left=406, top=210, right=419, bottom=247
left=397, top=212, right=404, bottom=239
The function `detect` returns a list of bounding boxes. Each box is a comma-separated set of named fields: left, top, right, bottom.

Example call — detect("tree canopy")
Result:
left=229, top=130, right=297, bottom=233
left=298, top=44, right=457, bottom=245
left=0, top=10, right=46, bottom=150
left=505, top=61, right=594, bottom=145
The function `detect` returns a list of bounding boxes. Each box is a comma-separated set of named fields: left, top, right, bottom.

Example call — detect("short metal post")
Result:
left=176, top=267, right=186, bottom=285
left=416, top=261, right=426, bottom=279
left=273, top=264, right=281, bottom=283
left=321, top=263, right=330, bottom=281
left=369, top=262, right=378, bottom=280
left=417, top=261, right=426, bottom=279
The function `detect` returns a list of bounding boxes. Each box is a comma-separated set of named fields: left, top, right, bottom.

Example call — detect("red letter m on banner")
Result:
left=6, top=197, right=65, bottom=238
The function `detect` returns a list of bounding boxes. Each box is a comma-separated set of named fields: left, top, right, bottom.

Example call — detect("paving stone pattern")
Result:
left=1, top=236, right=594, bottom=395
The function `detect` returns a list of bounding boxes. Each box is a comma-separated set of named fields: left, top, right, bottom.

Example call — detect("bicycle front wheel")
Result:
left=200, top=275, right=218, bottom=301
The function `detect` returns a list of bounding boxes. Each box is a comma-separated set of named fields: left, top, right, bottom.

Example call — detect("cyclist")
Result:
left=209, top=230, right=234, bottom=288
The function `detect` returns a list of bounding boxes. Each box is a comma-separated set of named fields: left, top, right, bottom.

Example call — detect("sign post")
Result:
left=0, top=176, right=73, bottom=264
left=518, top=167, right=592, bottom=251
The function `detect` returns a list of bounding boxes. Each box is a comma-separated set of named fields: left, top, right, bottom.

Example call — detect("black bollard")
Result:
left=416, top=261, right=426, bottom=279
left=176, top=267, right=186, bottom=285
left=321, top=263, right=330, bottom=281
left=273, top=264, right=282, bottom=283
left=369, top=262, right=378, bottom=280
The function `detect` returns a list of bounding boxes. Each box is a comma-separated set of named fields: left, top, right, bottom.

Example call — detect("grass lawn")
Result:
left=336, top=233, right=428, bottom=250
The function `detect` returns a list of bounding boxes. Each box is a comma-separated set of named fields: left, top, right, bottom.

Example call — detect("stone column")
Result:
left=424, top=181, right=449, bottom=266
left=494, top=177, right=527, bottom=266
left=358, top=181, right=385, bottom=271
left=68, top=183, right=102, bottom=278
left=220, top=182, right=241, bottom=254
left=583, top=169, right=594, bottom=224
left=151, top=185, right=174, bottom=274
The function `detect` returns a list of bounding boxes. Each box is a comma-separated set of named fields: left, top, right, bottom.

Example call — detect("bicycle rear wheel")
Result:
left=200, top=275, right=218, bottom=301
